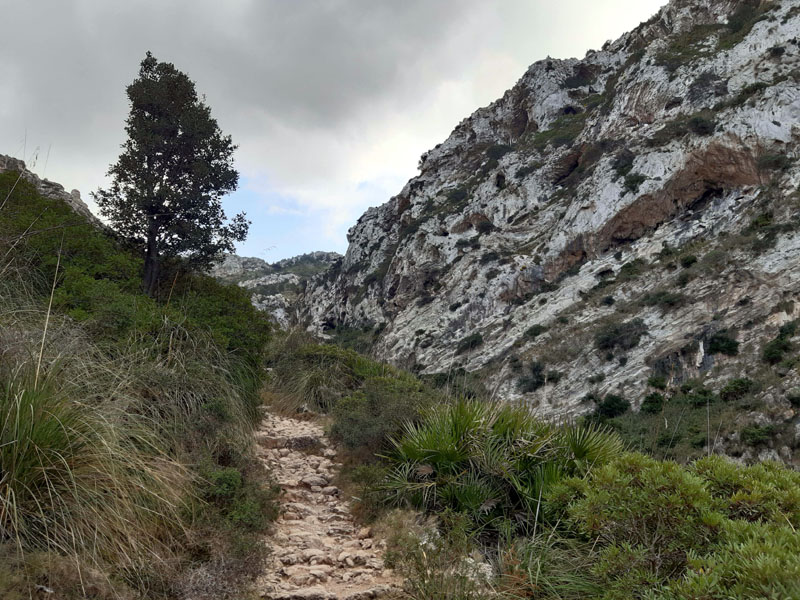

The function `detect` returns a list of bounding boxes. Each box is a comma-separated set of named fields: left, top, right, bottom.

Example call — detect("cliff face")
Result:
left=212, top=251, right=341, bottom=327
left=300, top=0, right=800, bottom=461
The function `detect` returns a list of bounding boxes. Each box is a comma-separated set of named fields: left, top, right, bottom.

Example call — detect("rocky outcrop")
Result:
left=0, top=154, right=98, bottom=225
left=298, top=0, right=800, bottom=464
left=212, top=252, right=341, bottom=327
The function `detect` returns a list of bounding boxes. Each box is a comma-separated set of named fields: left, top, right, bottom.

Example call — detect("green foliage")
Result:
left=94, top=52, right=247, bottom=295
left=654, top=24, right=724, bottom=73
left=593, top=394, right=630, bottom=420
left=647, top=375, right=667, bottom=390
left=640, top=392, right=665, bottom=414
left=623, top=172, right=646, bottom=193
left=563, top=66, right=596, bottom=89
left=201, top=464, right=279, bottom=531
left=517, top=361, right=563, bottom=393
left=0, top=368, right=186, bottom=569
left=707, top=330, right=739, bottom=356
left=455, top=332, right=484, bottom=355
left=486, top=144, right=513, bottom=160
left=383, top=399, right=623, bottom=534
left=641, top=290, right=686, bottom=311
left=524, top=323, right=548, bottom=339
left=594, top=319, right=647, bottom=354
left=719, top=377, right=756, bottom=402
left=330, top=376, right=435, bottom=458
left=616, top=258, right=647, bottom=281
left=762, top=320, right=796, bottom=364
left=740, top=425, right=774, bottom=446
left=327, top=324, right=382, bottom=355
left=475, top=220, right=495, bottom=235
left=0, top=173, right=269, bottom=375
left=1, top=167, right=277, bottom=595
left=718, top=1, right=772, bottom=50
left=536, top=453, right=800, bottom=600
left=529, top=112, right=588, bottom=150
left=757, top=152, right=792, bottom=172
left=647, top=111, right=716, bottom=146
left=680, top=254, right=698, bottom=268
left=447, top=187, right=469, bottom=203
left=381, top=511, right=487, bottom=600
left=612, top=149, right=635, bottom=178
left=554, top=453, right=723, bottom=595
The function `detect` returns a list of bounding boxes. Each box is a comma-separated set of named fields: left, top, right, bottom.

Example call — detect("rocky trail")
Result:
left=254, top=411, right=402, bottom=600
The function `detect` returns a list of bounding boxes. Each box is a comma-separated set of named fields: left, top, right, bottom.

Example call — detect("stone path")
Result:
left=254, top=412, right=402, bottom=600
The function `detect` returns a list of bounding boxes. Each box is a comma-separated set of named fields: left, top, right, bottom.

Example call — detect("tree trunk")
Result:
left=143, top=218, right=160, bottom=297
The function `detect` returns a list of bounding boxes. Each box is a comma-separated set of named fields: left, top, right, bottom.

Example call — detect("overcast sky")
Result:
left=1, top=0, right=665, bottom=261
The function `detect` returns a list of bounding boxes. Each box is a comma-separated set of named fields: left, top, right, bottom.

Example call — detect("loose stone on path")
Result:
left=255, top=411, right=401, bottom=600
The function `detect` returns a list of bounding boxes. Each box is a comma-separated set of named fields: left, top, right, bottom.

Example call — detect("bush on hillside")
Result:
left=593, top=394, right=630, bottom=419
left=455, top=332, right=484, bottom=355
left=594, top=319, right=647, bottom=354
left=517, top=360, right=563, bottom=393
left=707, top=330, right=739, bottom=356
left=382, top=399, right=623, bottom=533
left=330, top=376, right=437, bottom=458
left=0, top=169, right=275, bottom=595
left=719, top=377, right=756, bottom=402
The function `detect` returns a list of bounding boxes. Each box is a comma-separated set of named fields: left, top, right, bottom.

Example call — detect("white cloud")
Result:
left=1, top=0, right=666, bottom=259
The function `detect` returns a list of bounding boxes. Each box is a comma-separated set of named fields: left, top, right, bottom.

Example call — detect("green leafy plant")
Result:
left=708, top=330, right=739, bottom=356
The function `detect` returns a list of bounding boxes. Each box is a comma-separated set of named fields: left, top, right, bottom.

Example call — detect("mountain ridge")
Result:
left=292, top=0, right=800, bottom=464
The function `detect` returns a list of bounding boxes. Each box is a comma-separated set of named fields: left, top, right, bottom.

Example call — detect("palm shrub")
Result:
left=381, top=399, right=623, bottom=533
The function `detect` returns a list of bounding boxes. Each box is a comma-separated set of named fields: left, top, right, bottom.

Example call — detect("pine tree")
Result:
left=94, top=52, right=248, bottom=296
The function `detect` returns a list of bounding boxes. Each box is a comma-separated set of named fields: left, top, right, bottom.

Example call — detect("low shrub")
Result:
left=740, top=425, right=774, bottom=446
left=707, top=330, right=739, bottom=356
left=757, top=153, right=792, bottom=172
left=641, top=290, right=686, bottom=311
left=612, top=149, right=635, bottom=178
left=486, top=144, right=513, bottom=160
left=552, top=453, right=723, bottom=596
left=719, top=377, right=756, bottom=402
left=616, top=258, right=647, bottom=281
left=518, top=361, right=563, bottom=393
left=594, top=319, right=647, bottom=354
left=475, top=220, right=495, bottom=235
left=455, top=333, right=484, bottom=355
left=330, top=376, right=436, bottom=458
left=623, top=173, right=646, bottom=193
left=640, top=392, right=665, bottom=414
left=524, top=323, right=548, bottom=339
left=762, top=320, right=796, bottom=364
left=382, top=399, right=623, bottom=533
left=680, top=254, right=698, bottom=268
left=593, top=394, right=630, bottom=419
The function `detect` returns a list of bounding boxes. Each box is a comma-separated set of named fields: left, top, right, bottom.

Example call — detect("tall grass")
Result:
left=0, top=366, right=188, bottom=573
left=0, top=276, right=272, bottom=596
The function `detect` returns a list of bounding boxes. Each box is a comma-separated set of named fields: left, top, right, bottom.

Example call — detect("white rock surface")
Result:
left=297, top=0, right=800, bottom=461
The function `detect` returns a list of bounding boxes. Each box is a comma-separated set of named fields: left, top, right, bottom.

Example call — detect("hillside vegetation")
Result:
left=266, top=336, right=800, bottom=600
left=0, top=169, right=277, bottom=598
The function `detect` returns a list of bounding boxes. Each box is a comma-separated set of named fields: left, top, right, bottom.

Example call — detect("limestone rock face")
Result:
left=297, top=0, right=800, bottom=458
left=0, top=155, right=99, bottom=225
left=211, top=251, right=341, bottom=327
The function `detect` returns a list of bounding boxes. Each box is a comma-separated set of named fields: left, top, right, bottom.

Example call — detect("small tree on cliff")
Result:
left=94, top=51, right=248, bottom=296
